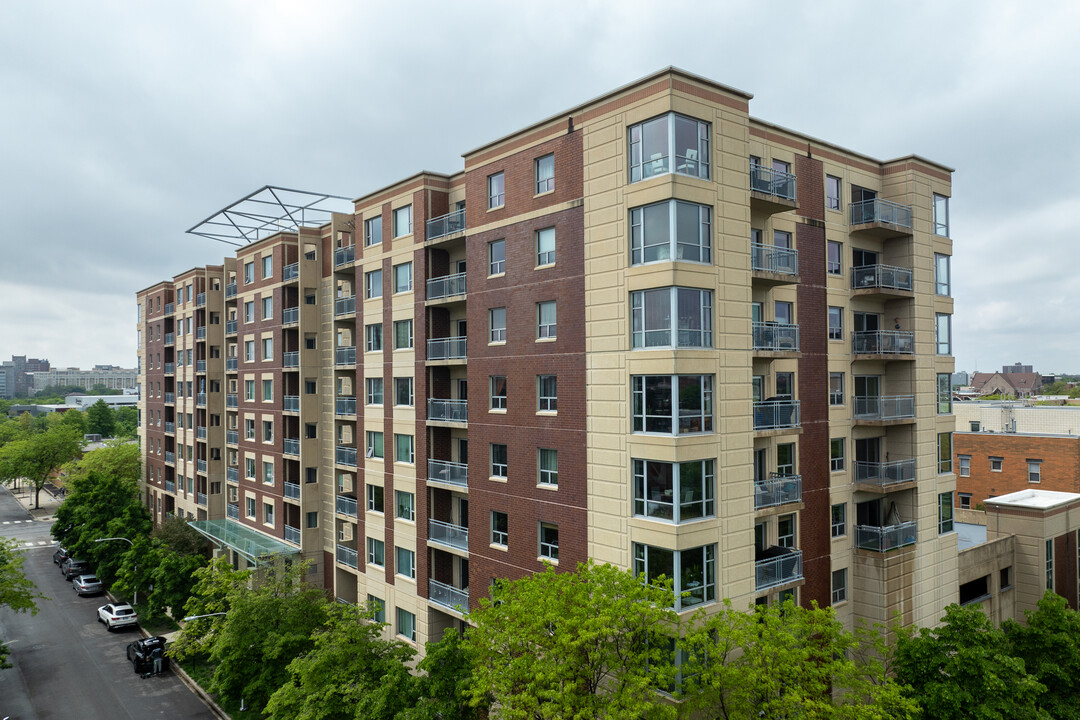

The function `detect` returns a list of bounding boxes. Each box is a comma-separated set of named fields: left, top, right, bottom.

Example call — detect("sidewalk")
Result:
left=6, top=482, right=63, bottom=521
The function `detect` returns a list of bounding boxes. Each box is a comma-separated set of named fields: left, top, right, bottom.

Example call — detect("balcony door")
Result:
left=856, top=498, right=883, bottom=527
left=753, top=448, right=767, bottom=484
left=852, top=248, right=878, bottom=268
left=855, top=436, right=881, bottom=465
left=853, top=313, right=880, bottom=333
left=854, top=375, right=880, bottom=398
left=456, top=497, right=469, bottom=529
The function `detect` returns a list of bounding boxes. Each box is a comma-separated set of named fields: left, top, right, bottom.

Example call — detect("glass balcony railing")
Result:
left=226, top=394, right=237, bottom=408
left=165, top=392, right=175, bottom=403
left=850, top=198, right=912, bottom=228
left=164, top=333, right=175, bottom=345
left=854, top=395, right=915, bottom=421
left=851, top=264, right=913, bottom=292
left=164, top=479, right=176, bottom=493
left=197, top=459, right=207, bottom=473
left=752, top=322, right=799, bottom=352
left=852, top=331, right=915, bottom=356
left=336, top=495, right=358, bottom=516
left=334, top=296, right=355, bottom=317
left=196, top=292, right=206, bottom=307
left=335, top=396, right=356, bottom=415
left=227, top=503, right=239, bottom=519
left=428, top=578, right=469, bottom=612
left=855, top=459, right=916, bottom=487
left=164, top=302, right=175, bottom=315
left=751, top=242, right=798, bottom=276
left=426, top=272, right=466, bottom=300
left=283, top=262, right=299, bottom=281
left=428, top=459, right=468, bottom=488
left=284, top=525, right=300, bottom=544
left=336, top=446, right=357, bottom=467
left=196, top=326, right=206, bottom=340
left=428, top=519, right=469, bottom=551
left=225, top=319, right=237, bottom=335
left=164, top=451, right=175, bottom=464
left=225, top=283, right=237, bottom=298
left=427, top=336, right=467, bottom=361
left=283, top=438, right=300, bottom=456
left=196, top=492, right=207, bottom=506
left=749, top=163, right=797, bottom=201
left=428, top=398, right=468, bottom=423
left=282, top=307, right=299, bottom=325
left=226, top=430, right=238, bottom=445
left=196, top=360, right=206, bottom=373
left=283, top=395, right=300, bottom=412
left=755, top=549, right=803, bottom=590
left=164, top=362, right=175, bottom=374
left=196, top=426, right=207, bottom=440
left=284, top=481, right=300, bottom=500
left=164, top=422, right=175, bottom=434
left=856, top=522, right=917, bottom=552
left=426, top=208, right=466, bottom=240
left=334, top=246, right=355, bottom=267
left=336, top=544, right=358, bottom=568
left=753, top=400, right=801, bottom=430
left=754, top=474, right=802, bottom=510
left=335, top=346, right=356, bottom=366
left=226, top=467, right=238, bottom=483
left=226, top=357, right=237, bottom=371
left=196, top=393, right=206, bottom=406
left=283, top=351, right=300, bottom=368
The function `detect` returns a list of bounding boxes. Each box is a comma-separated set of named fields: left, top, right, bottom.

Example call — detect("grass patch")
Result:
left=138, top=610, right=180, bottom=637
left=176, top=655, right=263, bottom=720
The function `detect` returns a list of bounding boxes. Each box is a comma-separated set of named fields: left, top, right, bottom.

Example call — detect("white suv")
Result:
left=97, top=603, right=138, bottom=631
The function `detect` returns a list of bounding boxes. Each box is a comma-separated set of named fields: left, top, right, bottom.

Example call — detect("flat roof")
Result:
left=985, top=489, right=1080, bottom=510
left=189, top=519, right=299, bottom=565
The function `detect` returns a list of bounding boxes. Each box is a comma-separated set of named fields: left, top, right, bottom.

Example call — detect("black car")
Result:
left=61, top=558, right=91, bottom=580
left=126, top=636, right=169, bottom=675
left=53, top=546, right=70, bottom=565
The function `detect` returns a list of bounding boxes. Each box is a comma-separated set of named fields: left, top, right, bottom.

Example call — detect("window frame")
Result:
left=491, top=510, right=508, bottom=546
left=393, top=377, right=414, bottom=407
left=959, top=455, right=971, bottom=477
left=395, top=490, right=415, bottom=521
left=1028, top=460, right=1042, bottom=484
left=365, top=323, right=382, bottom=353
left=630, top=199, right=712, bottom=266
left=262, top=254, right=273, bottom=279
left=934, top=193, right=950, bottom=237
left=935, top=253, right=951, bottom=296
left=365, top=269, right=383, bottom=299
left=632, top=458, right=716, bottom=523
left=393, top=262, right=413, bottom=293
left=829, top=372, right=844, bottom=406
left=393, top=319, right=413, bottom=350
left=537, top=375, right=557, bottom=412
left=936, top=313, right=952, bottom=355
left=828, top=306, right=843, bottom=340
left=366, top=483, right=384, bottom=513
left=395, top=433, right=415, bottom=464
left=366, top=430, right=384, bottom=459
left=367, top=537, right=385, bottom=567
left=535, top=153, right=554, bottom=194
left=939, top=491, right=955, bottom=534
left=538, top=448, right=558, bottom=486
left=826, top=175, right=842, bottom=211
left=488, top=239, right=505, bottom=276
left=631, top=374, right=714, bottom=435
left=826, top=240, right=842, bottom=275
left=365, top=377, right=383, bottom=406
left=489, top=307, right=507, bottom=343
left=938, top=373, right=953, bottom=414
left=537, top=301, right=557, bottom=339
left=487, top=171, right=505, bottom=209
left=831, top=503, right=846, bottom=538
left=628, top=112, right=711, bottom=183
left=393, top=205, right=412, bottom=238
left=938, top=432, right=953, bottom=474
left=491, top=443, right=508, bottom=479
left=633, top=542, right=716, bottom=611
left=536, top=227, right=556, bottom=267
left=395, top=546, right=416, bottom=579
left=832, top=568, right=847, bottom=604
left=830, top=438, right=846, bottom=472
left=396, top=607, right=416, bottom=642
left=364, top=216, right=382, bottom=247
left=489, top=375, right=507, bottom=411
left=539, top=522, right=559, bottom=561
left=630, top=286, right=713, bottom=349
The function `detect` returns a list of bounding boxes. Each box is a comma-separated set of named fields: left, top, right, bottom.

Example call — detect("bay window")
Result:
left=629, top=113, right=710, bottom=183
left=632, top=375, right=713, bottom=434
left=631, top=287, right=712, bottom=348
left=633, top=543, right=716, bottom=610
left=632, top=458, right=715, bottom=522
left=630, top=199, right=712, bottom=265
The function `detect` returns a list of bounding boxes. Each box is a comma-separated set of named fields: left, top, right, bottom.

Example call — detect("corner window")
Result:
left=1028, top=460, right=1041, bottom=484
left=537, top=375, right=557, bottom=412
left=633, top=458, right=715, bottom=523
left=828, top=307, right=843, bottom=340
left=632, top=375, right=713, bottom=435
left=536, top=227, right=555, bottom=267
left=491, top=444, right=508, bottom=478
left=935, top=253, right=951, bottom=296
left=393, top=205, right=412, bottom=237
left=937, top=373, right=952, bottom=414
left=830, top=438, right=845, bottom=471
left=539, top=522, right=559, bottom=561
left=826, top=240, right=842, bottom=275
left=939, top=492, right=954, bottom=534
left=826, top=175, right=841, bottom=211
left=365, top=270, right=382, bottom=299
left=831, top=503, right=846, bottom=538
left=936, top=313, right=952, bottom=355
left=488, top=239, right=505, bottom=276
left=934, top=194, right=950, bottom=237
left=490, top=375, right=507, bottom=411
left=489, top=307, right=507, bottom=343
left=938, top=432, right=953, bottom=474
left=535, top=154, right=554, bottom=194
left=537, top=301, right=556, bottom=339
left=365, top=216, right=382, bottom=246
left=630, top=200, right=712, bottom=265
left=629, top=113, right=710, bottom=183
left=488, top=172, right=505, bottom=209
left=631, top=287, right=712, bottom=348
left=538, top=449, right=558, bottom=486
left=633, top=543, right=716, bottom=611
left=393, top=262, right=413, bottom=293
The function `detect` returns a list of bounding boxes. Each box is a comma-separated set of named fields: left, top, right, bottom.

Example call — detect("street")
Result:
left=0, top=485, right=217, bottom=719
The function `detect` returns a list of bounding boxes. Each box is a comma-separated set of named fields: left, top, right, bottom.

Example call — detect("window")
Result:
left=1046, top=539, right=1054, bottom=590
left=938, top=432, right=953, bottom=474
left=488, top=239, right=505, bottom=275
left=937, top=373, right=952, bottom=414
left=830, top=438, right=845, bottom=471
left=490, top=376, right=507, bottom=411
left=826, top=240, right=842, bottom=275
left=367, top=595, right=385, bottom=622
left=263, top=502, right=274, bottom=526
left=538, top=449, right=558, bottom=486
left=367, top=484, right=384, bottom=513
left=959, top=493, right=972, bottom=510
left=244, top=262, right=254, bottom=284
left=629, top=113, right=710, bottom=182
left=487, top=171, right=505, bottom=209
left=537, top=301, right=557, bottom=339
left=365, top=216, right=382, bottom=246
left=939, top=492, right=954, bottom=534
left=630, top=199, right=712, bottom=265
left=778, top=514, right=796, bottom=548
left=776, top=443, right=795, bottom=477
left=393, top=205, right=412, bottom=237
left=934, top=193, right=950, bottom=237
left=244, top=496, right=255, bottom=518
left=1028, top=460, right=1042, bottom=484
left=535, top=153, right=554, bottom=193
left=394, top=377, right=413, bottom=406
left=396, top=607, right=416, bottom=642
left=244, top=301, right=255, bottom=323
left=262, top=337, right=273, bottom=361
left=631, top=287, right=712, bottom=348
left=365, top=270, right=382, bottom=299
left=262, top=460, right=274, bottom=484
left=828, top=307, right=843, bottom=340
left=262, top=254, right=273, bottom=279
left=365, top=323, right=382, bottom=352
left=395, top=434, right=414, bottom=464
left=393, top=262, right=412, bottom=293
left=395, top=491, right=414, bottom=521
left=262, top=379, right=272, bottom=401
left=632, top=375, right=713, bottom=434
left=935, top=253, right=951, bottom=296
left=829, top=372, right=844, bottom=406
left=367, top=537, right=385, bottom=566
left=539, top=522, right=559, bottom=561
left=491, top=444, right=508, bottom=478
left=633, top=458, right=715, bottom=522
left=491, top=511, right=508, bottom=546
left=832, top=568, right=847, bottom=604
left=1001, top=566, right=1012, bottom=591
left=826, top=175, right=841, bottom=211
left=537, top=375, right=557, bottom=412
left=245, top=456, right=256, bottom=478
left=489, top=307, right=507, bottom=343
left=306, top=511, right=318, bottom=529
left=831, top=503, right=846, bottom=538
left=936, top=313, right=952, bottom=355
left=971, top=421, right=981, bottom=432
left=536, top=227, right=555, bottom=266
left=393, top=320, right=413, bottom=350
left=366, top=377, right=383, bottom=405
left=959, top=455, right=971, bottom=477
left=366, top=431, right=384, bottom=459
left=991, top=456, right=1003, bottom=472
left=633, top=543, right=716, bottom=611
left=245, top=379, right=255, bottom=401
left=395, top=547, right=415, bottom=579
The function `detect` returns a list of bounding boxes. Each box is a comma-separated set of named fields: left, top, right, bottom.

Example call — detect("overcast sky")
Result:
left=2, top=1, right=1078, bottom=375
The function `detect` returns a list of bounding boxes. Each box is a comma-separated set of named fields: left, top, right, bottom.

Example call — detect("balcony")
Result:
left=426, top=272, right=466, bottom=301
left=283, top=438, right=300, bottom=456
left=752, top=322, right=799, bottom=354
left=164, top=333, right=175, bottom=346
left=426, top=208, right=466, bottom=241
left=225, top=319, right=237, bottom=335
left=428, top=578, right=469, bottom=612
left=334, top=296, right=355, bottom=317
left=284, top=481, right=300, bottom=500
left=197, top=459, right=207, bottom=474
left=225, top=282, right=237, bottom=298
left=853, top=395, right=915, bottom=423
left=336, top=495, right=358, bottom=516
left=283, top=395, right=300, bottom=413
left=196, top=425, right=207, bottom=440
left=164, top=451, right=175, bottom=465
left=226, top=430, right=238, bottom=445
left=334, top=245, right=355, bottom=267
left=164, top=362, right=175, bottom=374
left=856, top=522, right=917, bottom=552
left=226, top=394, right=238, bottom=408
left=227, top=503, right=239, bottom=520
left=428, top=398, right=468, bottom=424
left=751, top=242, right=798, bottom=280
left=336, top=446, right=357, bottom=467
left=284, top=262, right=299, bottom=281
left=282, top=307, right=299, bottom=326
left=164, top=392, right=175, bottom=404
left=226, top=467, right=238, bottom=483
left=852, top=331, right=915, bottom=357
left=428, top=459, right=468, bottom=488
left=335, top=346, right=356, bottom=366
left=754, top=474, right=802, bottom=510
left=428, top=519, right=469, bottom=552
left=335, top=396, right=356, bottom=415
left=755, top=548, right=803, bottom=591
left=284, top=525, right=300, bottom=544
left=164, top=422, right=175, bottom=434
left=196, top=360, right=206, bottom=373
left=336, top=544, right=358, bottom=568
left=196, top=393, right=206, bottom=406
left=427, top=336, right=467, bottom=361
left=283, top=351, right=300, bottom=368
left=196, top=292, right=206, bottom=307
left=749, top=163, right=797, bottom=208
left=855, top=459, right=917, bottom=489
left=164, top=302, right=175, bottom=315
left=196, top=326, right=206, bottom=340
left=753, top=400, right=801, bottom=432
left=196, top=491, right=207, bottom=506
left=850, top=198, right=913, bottom=235
left=851, top=264, right=913, bottom=295
left=226, top=357, right=237, bottom=371
left=164, top=479, right=176, bottom=494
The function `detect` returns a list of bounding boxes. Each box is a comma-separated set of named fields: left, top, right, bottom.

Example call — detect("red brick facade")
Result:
left=955, top=433, right=1080, bottom=507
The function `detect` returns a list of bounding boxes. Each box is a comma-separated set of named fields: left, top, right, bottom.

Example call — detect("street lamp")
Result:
left=95, top=537, right=137, bottom=605
left=182, top=612, right=228, bottom=622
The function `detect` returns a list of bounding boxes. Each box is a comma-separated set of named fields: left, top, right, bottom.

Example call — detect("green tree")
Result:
left=113, top=406, right=138, bottom=438
left=170, top=557, right=252, bottom=660
left=47, top=408, right=87, bottom=436
left=1, top=538, right=45, bottom=668
left=402, top=628, right=489, bottom=720
left=84, top=400, right=115, bottom=437
left=462, top=560, right=679, bottom=720
left=112, top=518, right=210, bottom=619
left=895, top=603, right=1049, bottom=720
left=1005, top=591, right=1080, bottom=720
left=0, top=425, right=81, bottom=508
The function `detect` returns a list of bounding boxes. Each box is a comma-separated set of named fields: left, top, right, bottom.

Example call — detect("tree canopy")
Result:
left=0, top=424, right=81, bottom=507
left=0, top=538, right=45, bottom=669
left=84, top=399, right=115, bottom=437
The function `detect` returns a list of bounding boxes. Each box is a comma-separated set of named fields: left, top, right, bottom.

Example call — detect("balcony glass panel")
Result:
left=336, top=446, right=357, bottom=466
left=284, top=395, right=299, bottom=412
left=428, top=398, right=468, bottom=423
left=226, top=430, right=238, bottom=445
left=196, top=426, right=207, bottom=440
left=753, top=474, right=802, bottom=509
left=852, top=331, right=914, bottom=355
left=164, top=333, right=175, bottom=345
left=853, top=395, right=915, bottom=420
left=226, top=394, right=237, bottom=408
left=750, top=242, right=798, bottom=275
left=225, top=283, right=237, bottom=298
left=226, top=467, right=238, bottom=482
left=164, top=422, right=175, bottom=434
left=196, top=360, right=206, bottom=373
left=854, top=459, right=916, bottom=487
left=226, top=357, right=237, bottom=371
left=426, top=272, right=467, bottom=300
left=335, top=346, right=356, bottom=366
left=283, top=351, right=299, bottom=367
left=335, top=396, right=356, bottom=415
left=755, top=549, right=803, bottom=590
left=284, top=481, right=300, bottom=500
left=196, top=393, right=206, bottom=406
left=426, top=208, right=466, bottom=240
left=227, top=503, right=239, bottom=519
left=284, top=525, right=300, bottom=544
left=428, top=519, right=469, bottom=551
left=851, top=264, right=913, bottom=292
left=752, top=322, right=799, bottom=352
left=283, top=307, right=299, bottom=325
left=334, top=296, right=355, bottom=317
left=283, top=438, right=300, bottom=456
left=749, top=163, right=796, bottom=201
left=753, top=400, right=801, bottom=430
left=225, top=320, right=237, bottom=335
left=284, top=262, right=299, bottom=281
left=334, top=246, right=355, bottom=267
left=197, top=459, right=207, bottom=473
left=336, top=495, right=357, bottom=516
left=856, top=522, right=917, bottom=551
left=196, top=492, right=207, bottom=506
left=164, top=363, right=175, bottom=374
left=165, top=479, right=176, bottom=493
left=428, top=459, right=468, bottom=487
left=164, top=302, right=175, bottom=314
left=196, top=327, right=206, bottom=340
left=336, top=544, right=358, bottom=568
left=428, top=578, right=468, bottom=611
left=196, top=292, right=206, bottom=306
left=427, top=336, right=467, bottom=361
left=165, top=393, right=175, bottom=403
left=850, top=198, right=912, bottom=228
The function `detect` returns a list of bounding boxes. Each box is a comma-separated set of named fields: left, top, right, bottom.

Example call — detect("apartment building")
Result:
left=30, top=365, right=139, bottom=393
left=137, top=67, right=957, bottom=647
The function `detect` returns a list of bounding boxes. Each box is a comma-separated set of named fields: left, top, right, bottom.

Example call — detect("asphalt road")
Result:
left=0, top=487, right=217, bottom=719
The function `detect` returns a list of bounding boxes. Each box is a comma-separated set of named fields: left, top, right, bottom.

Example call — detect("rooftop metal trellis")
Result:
left=187, top=185, right=353, bottom=246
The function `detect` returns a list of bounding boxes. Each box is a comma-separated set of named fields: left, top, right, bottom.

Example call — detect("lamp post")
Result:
left=95, top=536, right=136, bottom=605
left=182, top=612, right=228, bottom=622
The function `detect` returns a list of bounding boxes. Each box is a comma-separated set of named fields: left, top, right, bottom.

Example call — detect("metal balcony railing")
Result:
left=196, top=492, right=207, bottom=506
left=334, top=246, right=355, bottom=267
left=226, top=503, right=239, bottom=519
left=755, top=549, right=803, bottom=590
left=164, top=479, right=176, bottom=493
left=428, top=459, right=468, bottom=488
left=282, top=307, right=299, bottom=325
left=854, top=395, right=915, bottom=421
left=196, top=393, right=206, bottom=406
left=850, top=198, right=912, bottom=228
left=196, top=326, right=206, bottom=340
left=851, top=264, right=913, bottom=292
left=751, top=241, right=798, bottom=275
left=334, top=296, right=355, bottom=317
left=164, top=422, right=175, bottom=434
left=752, top=322, right=799, bottom=352
left=852, top=331, right=915, bottom=356
left=335, top=346, right=356, bottom=366
left=164, top=362, right=175, bottom=374
left=426, top=272, right=466, bottom=300
left=197, top=459, right=207, bottom=473
left=283, top=262, right=299, bottom=281
left=283, top=438, right=300, bottom=456
left=428, top=398, right=468, bottom=423
left=336, top=495, right=358, bottom=516
left=196, top=426, right=207, bottom=440
left=335, top=396, right=356, bottom=415
left=196, top=292, right=206, bottom=307
left=284, top=481, right=300, bottom=500
left=165, top=392, right=175, bottom=403
left=283, top=395, right=300, bottom=412
left=226, top=430, right=238, bottom=445
left=164, top=302, right=175, bottom=315
left=164, top=333, right=175, bottom=345
left=856, top=522, right=917, bottom=552
left=754, top=474, right=802, bottom=510
left=428, top=519, right=469, bottom=551
left=196, top=360, right=206, bottom=373
left=225, top=283, right=237, bottom=298
left=226, top=467, right=238, bottom=483
left=284, top=525, right=300, bottom=544
left=749, top=163, right=797, bottom=201
left=336, top=446, right=357, bottom=466
left=428, top=578, right=469, bottom=611
left=225, top=319, right=237, bottom=335
left=427, top=336, right=467, bottom=361
left=855, top=459, right=917, bottom=487
left=336, top=545, right=358, bottom=568
left=753, top=400, right=801, bottom=430
left=226, top=394, right=237, bottom=408
left=283, top=351, right=299, bottom=368
left=164, top=451, right=175, bottom=464
left=426, top=208, right=466, bottom=240
left=226, top=357, right=237, bottom=371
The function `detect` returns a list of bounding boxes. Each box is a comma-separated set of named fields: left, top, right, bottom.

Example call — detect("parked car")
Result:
left=53, top=546, right=70, bottom=565
left=126, top=636, right=169, bottom=675
left=97, top=603, right=138, bottom=631
left=61, top=558, right=91, bottom=580
left=72, top=574, right=103, bottom=596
